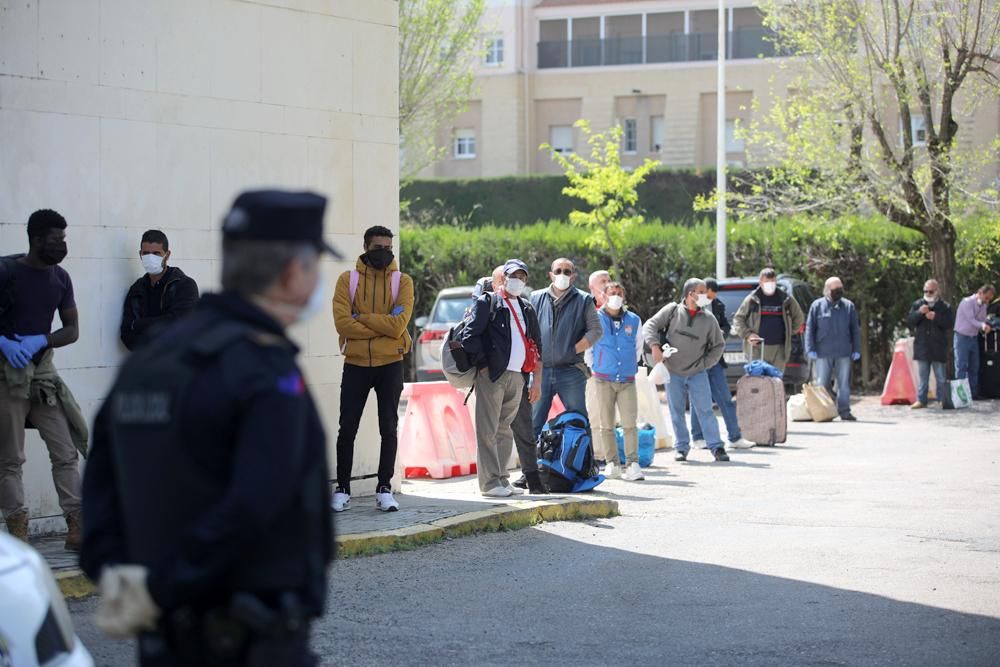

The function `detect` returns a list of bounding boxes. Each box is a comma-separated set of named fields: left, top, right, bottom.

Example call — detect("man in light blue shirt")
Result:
left=953, top=284, right=995, bottom=398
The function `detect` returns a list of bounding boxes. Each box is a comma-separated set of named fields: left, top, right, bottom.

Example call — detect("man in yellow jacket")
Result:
left=331, top=225, right=413, bottom=513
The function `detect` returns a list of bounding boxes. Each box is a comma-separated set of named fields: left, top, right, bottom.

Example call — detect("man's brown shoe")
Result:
left=64, top=513, right=83, bottom=552
left=4, top=510, right=29, bottom=542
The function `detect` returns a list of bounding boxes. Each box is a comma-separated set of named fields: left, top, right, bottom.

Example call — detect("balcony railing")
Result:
left=538, top=28, right=781, bottom=69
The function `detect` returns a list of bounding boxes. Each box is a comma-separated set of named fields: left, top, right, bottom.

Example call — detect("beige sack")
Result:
left=803, top=383, right=838, bottom=422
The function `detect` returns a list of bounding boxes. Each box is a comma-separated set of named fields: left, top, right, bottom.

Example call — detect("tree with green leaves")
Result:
left=399, top=0, right=487, bottom=181
left=542, top=120, right=660, bottom=279
left=704, top=0, right=1000, bottom=303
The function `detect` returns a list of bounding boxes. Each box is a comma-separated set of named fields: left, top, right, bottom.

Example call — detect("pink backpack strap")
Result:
left=348, top=270, right=360, bottom=306
left=391, top=271, right=401, bottom=305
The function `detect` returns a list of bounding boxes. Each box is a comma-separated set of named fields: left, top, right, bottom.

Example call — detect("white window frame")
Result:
left=484, top=34, right=504, bottom=66
left=550, top=125, right=574, bottom=154
left=651, top=115, right=665, bottom=152
left=910, top=114, right=927, bottom=147
left=453, top=129, right=477, bottom=159
left=622, top=118, right=638, bottom=154
left=725, top=119, right=745, bottom=153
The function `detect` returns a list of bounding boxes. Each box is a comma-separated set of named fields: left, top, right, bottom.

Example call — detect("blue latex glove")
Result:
left=16, top=334, right=48, bottom=357
left=808, top=352, right=818, bottom=361
left=851, top=352, right=861, bottom=361
left=391, top=305, right=404, bottom=316
left=351, top=312, right=359, bottom=320
left=0, top=337, right=31, bottom=369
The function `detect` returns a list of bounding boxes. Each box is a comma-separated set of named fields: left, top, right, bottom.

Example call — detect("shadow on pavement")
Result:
left=316, top=529, right=1000, bottom=666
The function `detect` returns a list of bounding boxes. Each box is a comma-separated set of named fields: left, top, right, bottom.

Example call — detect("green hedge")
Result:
left=400, top=170, right=719, bottom=227
left=401, top=215, right=1000, bottom=386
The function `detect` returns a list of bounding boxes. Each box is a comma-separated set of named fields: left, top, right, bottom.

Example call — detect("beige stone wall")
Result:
left=0, top=0, right=399, bottom=530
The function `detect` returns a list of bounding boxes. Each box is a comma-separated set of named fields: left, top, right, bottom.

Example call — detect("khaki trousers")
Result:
left=593, top=377, right=639, bottom=465
left=0, top=387, right=82, bottom=519
left=474, top=370, right=525, bottom=493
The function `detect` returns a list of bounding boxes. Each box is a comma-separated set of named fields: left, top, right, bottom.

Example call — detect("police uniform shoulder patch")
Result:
left=277, top=371, right=305, bottom=396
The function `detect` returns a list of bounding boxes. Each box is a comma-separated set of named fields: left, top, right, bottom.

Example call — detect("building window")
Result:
left=550, top=125, right=574, bottom=154
left=651, top=116, right=665, bottom=152
left=484, top=34, right=504, bottom=66
left=910, top=115, right=927, bottom=146
left=622, top=118, right=638, bottom=153
left=453, top=129, right=476, bottom=159
left=725, top=119, right=745, bottom=153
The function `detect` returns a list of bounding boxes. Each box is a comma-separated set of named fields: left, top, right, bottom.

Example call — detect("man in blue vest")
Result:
left=530, top=258, right=602, bottom=436
left=591, top=282, right=645, bottom=481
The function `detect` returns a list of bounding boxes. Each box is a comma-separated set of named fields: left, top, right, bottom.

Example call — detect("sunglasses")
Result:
left=552, top=268, right=574, bottom=275
left=923, top=290, right=937, bottom=295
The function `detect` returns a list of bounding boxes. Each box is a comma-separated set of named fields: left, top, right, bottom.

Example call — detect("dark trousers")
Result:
left=511, top=383, right=538, bottom=474
left=335, top=361, right=403, bottom=494
left=138, top=631, right=317, bottom=667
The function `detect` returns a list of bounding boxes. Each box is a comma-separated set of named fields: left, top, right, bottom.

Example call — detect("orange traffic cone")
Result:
left=881, top=340, right=918, bottom=405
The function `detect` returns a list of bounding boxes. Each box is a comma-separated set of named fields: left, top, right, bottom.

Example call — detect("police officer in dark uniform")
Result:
left=80, top=190, right=339, bottom=666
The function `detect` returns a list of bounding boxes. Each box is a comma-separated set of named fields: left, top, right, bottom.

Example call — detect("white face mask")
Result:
left=606, top=295, right=624, bottom=310
left=552, top=273, right=572, bottom=291
left=696, top=294, right=712, bottom=308
left=505, top=278, right=525, bottom=297
left=761, top=281, right=777, bottom=296
left=141, top=253, right=165, bottom=275
left=296, top=271, right=328, bottom=323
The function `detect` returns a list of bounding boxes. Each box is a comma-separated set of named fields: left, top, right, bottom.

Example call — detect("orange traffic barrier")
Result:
left=398, top=382, right=477, bottom=479
left=881, top=340, right=918, bottom=405
left=547, top=394, right=567, bottom=422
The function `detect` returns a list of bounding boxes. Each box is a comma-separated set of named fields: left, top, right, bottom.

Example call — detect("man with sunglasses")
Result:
left=529, top=258, right=602, bottom=436
left=907, top=279, right=954, bottom=409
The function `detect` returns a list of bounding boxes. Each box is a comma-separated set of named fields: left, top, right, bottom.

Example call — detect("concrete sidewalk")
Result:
left=38, top=477, right=618, bottom=599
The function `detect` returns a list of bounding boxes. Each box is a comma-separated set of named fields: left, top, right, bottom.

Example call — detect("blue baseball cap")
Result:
left=503, top=259, right=528, bottom=276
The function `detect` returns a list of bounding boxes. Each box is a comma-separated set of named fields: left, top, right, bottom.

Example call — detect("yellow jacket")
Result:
left=332, top=257, right=414, bottom=367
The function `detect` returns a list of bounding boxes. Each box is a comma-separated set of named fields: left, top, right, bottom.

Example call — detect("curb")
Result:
left=55, top=497, right=618, bottom=599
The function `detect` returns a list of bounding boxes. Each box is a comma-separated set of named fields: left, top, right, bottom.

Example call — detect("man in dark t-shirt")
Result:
left=0, top=209, right=84, bottom=551
left=732, top=267, right=805, bottom=374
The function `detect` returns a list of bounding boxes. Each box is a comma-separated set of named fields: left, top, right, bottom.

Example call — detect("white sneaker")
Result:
left=729, top=438, right=755, bottom=449
left=483, top=485, right=513, bottom=498
left=623, top=462, right=645, bottom=481
left=504, top=483, right=525, bottom=496
left=604, top=462, right=622, bottom=479
left=331, top=492, right=351, bottom=512
left=692, top=439, right=708, bottom=449
left=375, top=491, right=400, bottom=512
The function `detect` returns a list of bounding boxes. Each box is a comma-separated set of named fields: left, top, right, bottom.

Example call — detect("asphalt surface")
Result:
left=70, top=397, right=1000, bottom=666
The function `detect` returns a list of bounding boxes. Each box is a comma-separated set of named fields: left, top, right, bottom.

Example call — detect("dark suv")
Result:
left=714, top=275, right=816, bottom=393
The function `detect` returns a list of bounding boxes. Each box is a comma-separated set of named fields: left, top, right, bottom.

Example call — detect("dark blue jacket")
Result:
left=461, top=292, right=541, bottom=382
left=805, top=296, right=861, bottom=359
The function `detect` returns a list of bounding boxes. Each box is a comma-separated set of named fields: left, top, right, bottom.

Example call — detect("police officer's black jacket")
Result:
left=81, top=292, right=332, bottom=615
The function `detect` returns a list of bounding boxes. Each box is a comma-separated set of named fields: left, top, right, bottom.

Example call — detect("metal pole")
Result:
left=716, top=0, right=727, bottom=279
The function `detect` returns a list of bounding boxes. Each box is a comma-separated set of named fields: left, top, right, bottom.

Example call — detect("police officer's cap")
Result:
left=223, top=189, right=342, bottom=259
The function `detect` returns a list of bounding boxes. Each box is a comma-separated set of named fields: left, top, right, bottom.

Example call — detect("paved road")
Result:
left=70, top=397, right=1000, bottom=666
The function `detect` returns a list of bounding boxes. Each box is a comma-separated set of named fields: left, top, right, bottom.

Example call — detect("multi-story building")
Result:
left=424, top=0, right=998, bottom=182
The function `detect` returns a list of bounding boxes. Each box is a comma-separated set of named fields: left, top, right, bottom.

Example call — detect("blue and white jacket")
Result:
left=590, top=308, right=643, bottom=383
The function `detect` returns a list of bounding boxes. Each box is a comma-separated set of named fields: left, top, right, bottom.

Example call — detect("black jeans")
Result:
left=335, top=361, right=403, bottom=494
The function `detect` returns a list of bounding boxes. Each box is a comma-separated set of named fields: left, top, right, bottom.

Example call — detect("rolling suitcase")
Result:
left=979, top=331, right=1000, bottom=399
left=735, top=347, right=787, bottom=446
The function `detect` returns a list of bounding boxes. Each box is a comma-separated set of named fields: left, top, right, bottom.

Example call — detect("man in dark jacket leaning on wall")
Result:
left=120, top=230, right=199, bottom=351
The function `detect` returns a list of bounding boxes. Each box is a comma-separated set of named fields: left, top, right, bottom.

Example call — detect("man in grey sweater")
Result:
left=643, top=278, right=729, bottom=462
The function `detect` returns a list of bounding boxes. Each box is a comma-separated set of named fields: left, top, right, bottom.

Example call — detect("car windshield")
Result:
left=716, top=290, right=751, bottom=325
left=432, top=296, right=472, bottom=324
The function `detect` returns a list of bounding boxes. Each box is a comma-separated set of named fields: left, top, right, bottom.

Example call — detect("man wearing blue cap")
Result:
left=462, top=259, right=544, bottom=496
left=81, top=189, right=336, bottom=665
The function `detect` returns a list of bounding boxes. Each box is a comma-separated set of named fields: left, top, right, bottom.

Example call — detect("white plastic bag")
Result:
left=788, top=394, right=812, bottom=421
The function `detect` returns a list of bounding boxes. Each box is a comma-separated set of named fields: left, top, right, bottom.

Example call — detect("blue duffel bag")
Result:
left=615, top=424, right=656, bottom=467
